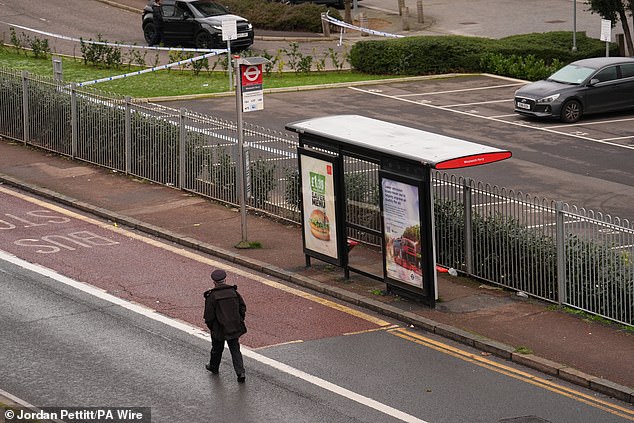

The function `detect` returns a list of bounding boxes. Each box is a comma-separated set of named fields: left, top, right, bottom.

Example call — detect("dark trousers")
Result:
left=150, top=25, right=164, bottom=46
left=210, top=337, right=244, bottom=376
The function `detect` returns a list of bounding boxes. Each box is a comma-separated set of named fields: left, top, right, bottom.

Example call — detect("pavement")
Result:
left=1, top=134, right=633, bottom=406
left=1, top=0, right=632, bottom=413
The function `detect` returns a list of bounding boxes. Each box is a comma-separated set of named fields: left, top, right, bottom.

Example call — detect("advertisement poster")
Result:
left=382, top=178, right=423, bottom=288
left=300, top=154, right=338, bottom=260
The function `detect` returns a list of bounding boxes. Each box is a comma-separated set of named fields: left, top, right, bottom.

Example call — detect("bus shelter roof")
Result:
left=286, top=115, right=511, bottom=169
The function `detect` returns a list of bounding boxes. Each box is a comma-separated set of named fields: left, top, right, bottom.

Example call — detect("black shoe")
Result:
left=237, top=374, right=246, bottom=383
left=205, top=363, right=219, bottom=374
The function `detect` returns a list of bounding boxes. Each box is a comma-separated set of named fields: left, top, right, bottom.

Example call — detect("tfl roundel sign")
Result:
left=240, top=64, right=263, bottom=91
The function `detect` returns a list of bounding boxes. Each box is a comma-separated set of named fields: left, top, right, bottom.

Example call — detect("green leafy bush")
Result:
left=349, top=31, right=618, bottom=78
left=480, top=53, right=564, bottom=81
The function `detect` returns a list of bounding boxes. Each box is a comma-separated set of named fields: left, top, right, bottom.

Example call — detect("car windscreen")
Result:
left=191, top=1, right=229, bottom=16
left=547, top=64, right=596, bottom=85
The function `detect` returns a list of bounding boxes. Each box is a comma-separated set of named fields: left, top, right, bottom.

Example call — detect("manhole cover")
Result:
left=499, top=417, right=551, bottom=423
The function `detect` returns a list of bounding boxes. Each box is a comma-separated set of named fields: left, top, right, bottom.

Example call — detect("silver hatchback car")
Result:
left=514, top=57, right=634, bottom=123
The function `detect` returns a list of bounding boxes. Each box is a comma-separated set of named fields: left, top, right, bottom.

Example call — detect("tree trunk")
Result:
left=345, top=0, right=352, bottom=24
left=618, top=8, right=634, bottom=55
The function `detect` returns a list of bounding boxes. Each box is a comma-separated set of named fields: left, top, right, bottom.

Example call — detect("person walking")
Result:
left=149, top=0, right=164, bottom=46
left=203, top=269, right=247, bottom=383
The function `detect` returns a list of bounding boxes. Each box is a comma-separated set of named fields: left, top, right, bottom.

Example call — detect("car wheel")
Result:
left=561, top=99, right=582, bottom=123
left=195, top=31, right=214, bottom=49
left=143, top=22, right=156, bottom=44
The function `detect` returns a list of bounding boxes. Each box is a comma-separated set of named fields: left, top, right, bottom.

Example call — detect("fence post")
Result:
left=70, top=84, right=77, bottom=159
left=21, top=71, right=29, bottom=145
left=556, top=201, right=566, bottom=305
left=321, top=12, right=330, bottom=37
left=463, top=178, right=473, bottom=275
left=125, top=96, right=131, bottom=175
left=178, top=108, right=187, bottom=190
left=401, top=7, right=410, bottom=31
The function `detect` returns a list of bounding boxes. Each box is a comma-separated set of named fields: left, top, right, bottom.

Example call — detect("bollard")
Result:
left=402, top=6, right=410, bottom=31
left=52, top=56, right=63, bottom=81
left=417, top=0, right=424, bottom=24
left=359, top=13, right=369, bottom=37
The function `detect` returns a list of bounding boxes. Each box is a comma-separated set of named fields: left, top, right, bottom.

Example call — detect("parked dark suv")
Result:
left=142, top=0, right=254, bottom=50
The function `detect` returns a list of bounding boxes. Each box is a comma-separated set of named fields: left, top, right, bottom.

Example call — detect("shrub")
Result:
left=480, top=53, right=564, bottom=81
left=80, top=35, right=122, bottom=69
left=250, top=157, right=277, bottom=208
left=349, top=31, right=618, bottom=77
left=349, top=35, right=493, bottom=75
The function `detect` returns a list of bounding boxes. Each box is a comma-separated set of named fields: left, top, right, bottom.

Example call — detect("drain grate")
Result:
left=499, top=417, right=551, bottom=423
left=545, top=19, right=566, bottom=24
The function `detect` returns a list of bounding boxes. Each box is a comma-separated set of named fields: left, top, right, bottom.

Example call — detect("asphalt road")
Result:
left=2, top=185, right=634, bottom=423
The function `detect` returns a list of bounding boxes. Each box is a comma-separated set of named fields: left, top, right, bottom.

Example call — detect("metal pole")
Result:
left=178, top=108, right=186, bottom=189
left=235, top=58, right=248, bottom=244
left=572, top=0, right=577, bottom=52
left=463, top=178, right=473, bottom=275
left=125, top=96, right=131, bottom=174
left=21, top=71, right=29, bottom=145
left=227, top=43, right=233, bottom=91
left=556, top=201, right=566, bottom=305
left=70, top=84, right=77, bottom=158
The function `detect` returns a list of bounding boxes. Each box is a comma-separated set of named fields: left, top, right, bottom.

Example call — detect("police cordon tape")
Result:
left=1, top=22, right=228, bottom=87
left=74, top=50, right=225, bottom=87
left=321, top=12, right=404, bottom=38
left=2, top=21, right=221, bottom=53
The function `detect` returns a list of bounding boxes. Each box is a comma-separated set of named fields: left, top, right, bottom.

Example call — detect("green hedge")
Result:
left=349, top=31, right=619, bottom=78
left=222, top=0, right=341, bottom=33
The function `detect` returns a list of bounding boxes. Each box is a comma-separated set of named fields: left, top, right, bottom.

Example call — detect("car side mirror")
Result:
left=589, top=78, right=600, bottom=86
left=183, top=11, right=191, bottom=19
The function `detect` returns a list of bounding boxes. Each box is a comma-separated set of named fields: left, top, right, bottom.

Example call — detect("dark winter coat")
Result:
left=203, top=285, right=247, bottom=340
left=152, top=2, right=164, bottom=28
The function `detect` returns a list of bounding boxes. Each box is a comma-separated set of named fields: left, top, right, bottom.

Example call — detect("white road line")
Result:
left=0, top=250, right=429, bottom=423
left=348, top=86, right=634, bottom=151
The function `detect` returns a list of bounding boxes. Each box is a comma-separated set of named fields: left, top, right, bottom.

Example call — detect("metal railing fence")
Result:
left=1, top=68, right=632, bottom=325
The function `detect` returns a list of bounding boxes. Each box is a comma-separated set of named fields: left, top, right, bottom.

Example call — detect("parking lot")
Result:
left=164, top=74, right=634, bottom=220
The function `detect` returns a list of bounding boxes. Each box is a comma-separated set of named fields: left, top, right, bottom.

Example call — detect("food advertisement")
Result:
left=382, top=177, right=423, bottom=288
left=300, top=153, right=338, bottom=260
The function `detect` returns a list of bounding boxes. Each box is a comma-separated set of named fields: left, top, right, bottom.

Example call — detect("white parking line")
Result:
left=396, top=82, right=524, bottom=97
left=349, top=86, right=634, bottom=151
left=443, top=99, right=514, bottom=108
left=0, top=250, right=429, bottom=423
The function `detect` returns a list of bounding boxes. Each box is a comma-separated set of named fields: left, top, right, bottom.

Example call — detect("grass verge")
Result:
left=0, top=48, right=399, bottom=98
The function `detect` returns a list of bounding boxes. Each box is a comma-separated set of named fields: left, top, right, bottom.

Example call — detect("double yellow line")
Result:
left=390, top=328, right=634, bottom=421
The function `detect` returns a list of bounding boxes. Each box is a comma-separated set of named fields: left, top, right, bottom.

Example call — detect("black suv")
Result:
left=142, top=0, right=254, bottom=50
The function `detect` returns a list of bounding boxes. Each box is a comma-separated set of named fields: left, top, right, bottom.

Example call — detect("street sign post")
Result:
left=222, top=19, right=237, bottom=89
left=600, top=19, right=611, bottom=57
left=233, top=56, right=270, bottom=247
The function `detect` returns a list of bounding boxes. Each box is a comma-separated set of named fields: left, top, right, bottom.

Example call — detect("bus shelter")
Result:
left=286, top=115, right=511, bottom=306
